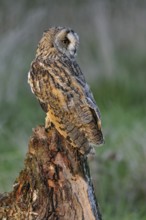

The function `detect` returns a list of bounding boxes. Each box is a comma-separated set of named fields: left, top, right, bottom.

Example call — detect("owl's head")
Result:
left=36, top=27, right=79, bottom=59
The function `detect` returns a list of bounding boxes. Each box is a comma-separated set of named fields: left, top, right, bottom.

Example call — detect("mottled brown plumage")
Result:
left=28, top=27, right=104, bottom=154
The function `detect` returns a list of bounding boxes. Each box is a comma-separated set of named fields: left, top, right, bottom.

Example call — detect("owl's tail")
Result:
left=65, top=122, right=93, bottom=155
left=76, top=105, right=104, bottom=147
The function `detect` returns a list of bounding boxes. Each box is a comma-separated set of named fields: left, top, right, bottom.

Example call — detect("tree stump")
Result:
left=0, top=126, right=102, bottom=220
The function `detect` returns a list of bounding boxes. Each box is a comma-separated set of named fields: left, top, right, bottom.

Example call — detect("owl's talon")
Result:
left=45, top=123, right=54, bottom=132
left=45, top=127, right=50, bottom=132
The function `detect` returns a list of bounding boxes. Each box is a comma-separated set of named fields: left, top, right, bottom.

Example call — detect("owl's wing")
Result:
left=63, top=59, right=102, bottom=118
left=69, top=61, right=104, bottom=145
left=28, top=59, right=104, bottom=154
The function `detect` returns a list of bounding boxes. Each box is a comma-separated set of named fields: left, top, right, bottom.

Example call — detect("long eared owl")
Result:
left=28, top=27, right=104, bottom=154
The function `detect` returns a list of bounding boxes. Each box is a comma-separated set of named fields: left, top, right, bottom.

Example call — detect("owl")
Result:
left=28, top=27, right=104, bottom=155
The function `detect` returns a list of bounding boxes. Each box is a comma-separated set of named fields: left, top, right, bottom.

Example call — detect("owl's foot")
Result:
left=45, top=123, right=54, bottom=132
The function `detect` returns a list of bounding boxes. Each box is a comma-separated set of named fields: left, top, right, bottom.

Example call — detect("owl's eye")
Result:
left=62, top=37, right=70, bottom=45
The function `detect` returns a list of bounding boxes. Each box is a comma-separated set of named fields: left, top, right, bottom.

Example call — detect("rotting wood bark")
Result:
left=0, top=126, right=102, bottom=220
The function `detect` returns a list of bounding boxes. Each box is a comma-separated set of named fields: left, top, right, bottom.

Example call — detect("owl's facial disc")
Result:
left=55, top=28, right=79, bottom=58
left=66, top=31, right=79, bottom=57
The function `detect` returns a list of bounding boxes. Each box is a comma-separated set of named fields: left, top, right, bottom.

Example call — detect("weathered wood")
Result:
left=0, top=126, right=102, bottom=220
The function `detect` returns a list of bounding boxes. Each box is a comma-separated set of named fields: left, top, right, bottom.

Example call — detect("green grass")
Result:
left=90, top=71, right=146, bottom=219
left=0, top=68, right=146, bottom=219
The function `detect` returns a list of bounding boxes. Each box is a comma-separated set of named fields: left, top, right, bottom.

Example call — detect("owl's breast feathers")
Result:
left=28, top=58, right=104, bottom=154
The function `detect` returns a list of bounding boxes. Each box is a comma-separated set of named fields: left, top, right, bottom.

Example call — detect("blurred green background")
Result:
left=0, top=0, right=146, bottom=219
